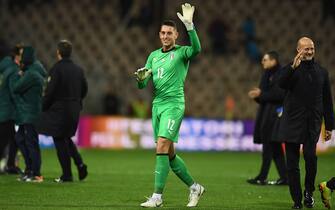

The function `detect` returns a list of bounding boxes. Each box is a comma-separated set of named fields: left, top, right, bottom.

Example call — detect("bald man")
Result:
left=278, top=37, right=334, bottom=209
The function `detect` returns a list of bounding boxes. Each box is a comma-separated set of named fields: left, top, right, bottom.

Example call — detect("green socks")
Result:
left=154, top=154, right=170, bottom=193
left=154, top=154, right=195, bottom=194
left=169, top=155, right=194, bottom=187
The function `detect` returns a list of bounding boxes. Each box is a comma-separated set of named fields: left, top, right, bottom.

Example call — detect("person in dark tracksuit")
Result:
left=0, top=43, right=24, bottom=175
left=4, top=44, right=24, bottom=174
left=278, top=37, right=334, bottom=209
left=247, top=51, right=288, bottom=186
left=37, top=40, right=88, bottom=183
left=0, top=41, right=17, bottom=173
left=13, top=46, right=46, bottom=182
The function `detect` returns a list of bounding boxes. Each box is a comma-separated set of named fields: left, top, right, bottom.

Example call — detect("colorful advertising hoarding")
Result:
left=39, top=116, right=335, bottom=152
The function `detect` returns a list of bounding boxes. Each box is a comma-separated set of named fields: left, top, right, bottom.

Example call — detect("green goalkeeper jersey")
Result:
left=138, top=29, right=201, bottom=105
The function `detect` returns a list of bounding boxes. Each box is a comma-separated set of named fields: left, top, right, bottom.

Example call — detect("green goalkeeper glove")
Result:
left=134, top=67, right=152, bottom=81
left=177, top=3, right=195, bottom=31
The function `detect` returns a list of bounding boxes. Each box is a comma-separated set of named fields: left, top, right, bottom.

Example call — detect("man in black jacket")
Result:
left=247, top=51, right=287, bottom=186
left=38, top=40, right=88, bottom=182
left=278, top=37, right=334, bottom=209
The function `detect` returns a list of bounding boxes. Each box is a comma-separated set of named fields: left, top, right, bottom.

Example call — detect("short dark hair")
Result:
left=266, top=51, right=279, bottom=63
left=57, top=40, right=72, bottom=58
left=11, top=43, right=24, bottom=59
left=161, top=20, right=177, bottom=30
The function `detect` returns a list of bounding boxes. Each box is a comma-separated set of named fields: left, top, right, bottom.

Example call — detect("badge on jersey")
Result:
left=170, top=52, right=175, bottom=60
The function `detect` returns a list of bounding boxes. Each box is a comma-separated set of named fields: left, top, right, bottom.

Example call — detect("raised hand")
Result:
left=177, top=3, right=195, bottom=31
left=291, top=50, right=304, bottom=69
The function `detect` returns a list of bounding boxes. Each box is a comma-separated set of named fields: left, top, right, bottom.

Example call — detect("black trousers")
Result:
left=327, top=177, right=335, bottom=190
left=15, top=124, right=41, bottom=176
left=6, top=134, right=19, bottom=168
left=257, top=142, right=287, bottom=180
left=286, top=141, right=317, bottom=204
left=53, top=137, right=84, bottom=179
left=0, top=121, right=15, bottom=160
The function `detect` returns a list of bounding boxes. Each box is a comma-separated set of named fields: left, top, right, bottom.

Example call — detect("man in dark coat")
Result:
left=0, top=41, right=16, bottom=172
left=247, top=51, right=287, bottom=185
left=37, top=40, right=88, bottom=182
left=0, top=43, right=23, bottom=175
left=13, top=46, right=46, bottom=182
left=278, top=37, right=334, bottom=209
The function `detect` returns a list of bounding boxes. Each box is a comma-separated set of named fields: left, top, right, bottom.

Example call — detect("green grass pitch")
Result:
left=0, top=149, right=334, bottom=210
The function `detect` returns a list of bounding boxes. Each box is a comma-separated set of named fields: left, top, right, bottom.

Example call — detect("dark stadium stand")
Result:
left=1, top=0, right=334, bottom=119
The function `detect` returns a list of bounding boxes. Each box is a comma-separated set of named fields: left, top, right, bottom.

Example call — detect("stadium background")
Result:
left=1, top=1, right=335, bottom=209
left=1, top=0, right=335, bottom=151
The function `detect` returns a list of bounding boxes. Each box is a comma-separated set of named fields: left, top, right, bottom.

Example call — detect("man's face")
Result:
left=261, top=54, right=276, bottom=70
left=159, top=25, right=178, bottom=49
left=16, top=48, right=23, bottom=63
left=298, top=41, right=315, bottom=60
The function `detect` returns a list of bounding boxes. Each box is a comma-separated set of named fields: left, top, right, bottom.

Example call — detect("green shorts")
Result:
left=152, top=103, right=185, bottom=143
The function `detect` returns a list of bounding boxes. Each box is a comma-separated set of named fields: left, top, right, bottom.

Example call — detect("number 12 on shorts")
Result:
left=167, top=119, right=175, bottom=133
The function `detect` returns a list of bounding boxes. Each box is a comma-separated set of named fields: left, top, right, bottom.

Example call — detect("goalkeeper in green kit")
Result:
left=135, top=3, right=205, bottom=208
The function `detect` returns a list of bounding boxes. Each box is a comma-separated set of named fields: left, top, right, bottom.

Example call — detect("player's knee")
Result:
left=156, top=137, right=172, bottom=154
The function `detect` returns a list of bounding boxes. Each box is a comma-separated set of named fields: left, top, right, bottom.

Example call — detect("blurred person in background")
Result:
left=278, top=37, right=334, bottom=209
left=135, top=3, right=205, bottom=208
left=321, top=0, right=335, bottom=24
left=103, top=84, right=121, bottom=115
left=37, top=40, right=88, bottom=183
left=247, top=51, right=288, bottom=186
left=224, top=94, right=236, bottom=120
left=0, top=40, right=17, bottom=174
left=13, top=46, right=46, bottom=182
left=129, top=96, right=150, bottom=119
left=242, top=17, right=262, bottom=63
left=208, top=17, right=229, bottom=55
left=4, top=44, right=25, bottom=175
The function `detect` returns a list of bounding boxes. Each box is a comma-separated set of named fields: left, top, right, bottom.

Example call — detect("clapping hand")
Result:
left=134, top=67, right=152, bottom=81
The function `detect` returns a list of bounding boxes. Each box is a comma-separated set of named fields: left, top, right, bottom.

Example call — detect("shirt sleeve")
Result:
left=43, top=67, right=59, bottom=111
left=182, top=29, right=201, bottom=60
left=13, top=71, right=36, bottom=94
left=278, top=64, right=296, bottom=90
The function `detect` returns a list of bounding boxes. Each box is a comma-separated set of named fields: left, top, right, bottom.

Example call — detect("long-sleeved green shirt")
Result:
left=138, top=29, right=201, bottom=105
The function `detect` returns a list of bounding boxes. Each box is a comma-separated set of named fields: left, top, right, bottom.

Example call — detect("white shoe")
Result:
left=187, top=183, right=205, bottom=207
left=140, top=196, right=163, bottom=208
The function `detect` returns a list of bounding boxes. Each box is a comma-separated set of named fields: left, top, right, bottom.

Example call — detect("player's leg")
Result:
left=159, top=105, right=205, bottom=207
left=140, top=137, right=170, bottom=208
left=169, top=144, right=194, bottom=187
left=141, top=105, right=166, bottom=208
left=168, top=143, right=205, bottom=207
